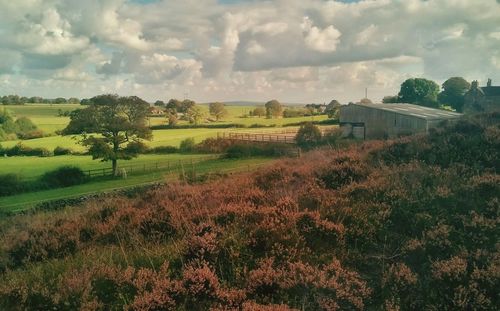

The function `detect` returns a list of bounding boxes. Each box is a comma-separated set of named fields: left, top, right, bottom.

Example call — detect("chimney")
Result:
left=487, top=78, right=492, bottom=87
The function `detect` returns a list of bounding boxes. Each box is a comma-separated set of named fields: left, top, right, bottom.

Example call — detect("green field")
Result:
left=0, top=157, right=273, bottom=212
left=0, top=103, right=322, bottom=211
left=2, top=104, right=80, bottom=133
left=0, top=153, right=212, bottom=179
left=0, top=126, right=311, bottom=151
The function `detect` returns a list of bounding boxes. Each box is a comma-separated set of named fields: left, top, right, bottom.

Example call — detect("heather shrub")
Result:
left=0, top=113, right=498, bottom=310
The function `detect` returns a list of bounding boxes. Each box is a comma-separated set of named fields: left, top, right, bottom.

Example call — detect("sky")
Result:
left=0, top=0, right=499, bottom=104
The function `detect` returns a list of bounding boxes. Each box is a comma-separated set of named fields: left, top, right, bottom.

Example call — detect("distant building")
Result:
left=149, top=106, right=165, bottom=116
left=340, top=103, right=462, bottom=139
left=464, top=79, right=500, bottom=114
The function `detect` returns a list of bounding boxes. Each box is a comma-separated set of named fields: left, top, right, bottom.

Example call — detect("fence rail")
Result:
left=219, top=132, right=297, bottom=144
left=84, top=155, right=220, bottom=178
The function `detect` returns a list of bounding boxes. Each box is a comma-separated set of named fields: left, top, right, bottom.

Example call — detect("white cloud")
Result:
left=0, top=0, right=498, bottom=103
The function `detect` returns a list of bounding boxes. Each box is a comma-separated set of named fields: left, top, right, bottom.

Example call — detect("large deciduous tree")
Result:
left=325, top=100, right=341, bottom=119
left=63, top=94, right=152, bottom=175
left=209, top=102, right=227, bottom=121
left=265, top=100, right=283, bottom=118
left=398, top=78, right=440, bottom=108
left=438, top=77, right=470, bottom=112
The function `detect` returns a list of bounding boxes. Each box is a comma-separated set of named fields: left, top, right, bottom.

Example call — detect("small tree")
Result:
left=438, top=77, right=470, bottom=112
left=154, top=100, right=166, bottom=108
left=186, top=106, right=205, bottom=125
left=253, top=107, right=266, bottom=118
left=209, top=102, right=227, bottom=121
left=398, top=78, right=440, bottom=108
left=167, top=109, right=178, bottom=127
left=265, top=100, right=283, bottom=118
left=296, top=122, right=322, bottom=148
left=325, top=100, right=341, bottom=119
left=63, top=94, right=152, bottom=175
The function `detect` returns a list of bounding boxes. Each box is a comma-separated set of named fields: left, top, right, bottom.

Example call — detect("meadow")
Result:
left=0, top=157, right=273, bottom=212
left=0, top=102, right=325, bottom=210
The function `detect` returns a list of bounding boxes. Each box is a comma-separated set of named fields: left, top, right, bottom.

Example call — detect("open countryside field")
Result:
left=2, top=103, right=80, bottom=133
left=0, top=157, right=273, bottom=212
left=2, top=103, right=326, bottom=134
left=0, top=153, right=212, bottom=179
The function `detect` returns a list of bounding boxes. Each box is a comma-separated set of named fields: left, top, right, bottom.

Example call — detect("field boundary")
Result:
left=0, top=160, right=272, bottom=212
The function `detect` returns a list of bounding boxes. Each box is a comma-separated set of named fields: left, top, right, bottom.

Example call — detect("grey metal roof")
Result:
left=350, top=103, right=463, bottom=120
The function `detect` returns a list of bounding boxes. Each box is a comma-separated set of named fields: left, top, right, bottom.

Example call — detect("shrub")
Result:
left=295, top=123, right=322, bottom=148
left=147, top=145, right=179, bottom=154
left=180, top=138, right=196, bottom=152
left=53, top=146, right=73, bottom=156
left=0, top=174, right=24, bottom=196
left=17, top=129, right=45, bottom=140
left=40, top=166, right=88, bottom=188
left=15, top=117, right=37, bottom=133
left=5, top=143, right=52, bottom=157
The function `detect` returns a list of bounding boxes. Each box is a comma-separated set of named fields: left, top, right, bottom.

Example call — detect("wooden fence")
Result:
left=217, top=126, right=339, bottom=145
left=84, top=155, right=220, bottom=178
left=218, top=132, right=297, bottom=144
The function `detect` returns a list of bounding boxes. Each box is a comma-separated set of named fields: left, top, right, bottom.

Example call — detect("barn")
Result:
left=340, top=103, right=462, bottom=139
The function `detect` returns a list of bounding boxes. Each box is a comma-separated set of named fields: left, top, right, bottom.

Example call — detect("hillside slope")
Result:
left=0, top=113, right=498, bottom=310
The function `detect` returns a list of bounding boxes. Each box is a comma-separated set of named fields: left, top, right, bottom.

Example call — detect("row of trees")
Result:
left=0, top=95, right=81, bottom=105
left=384, top=77, right=471, bottom=112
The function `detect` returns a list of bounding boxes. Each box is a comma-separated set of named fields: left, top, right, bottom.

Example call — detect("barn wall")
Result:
left=340, top=105, right=428, bottom=139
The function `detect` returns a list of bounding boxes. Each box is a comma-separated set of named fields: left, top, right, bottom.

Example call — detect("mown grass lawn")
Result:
left=0, top=157, right=273, bottom=212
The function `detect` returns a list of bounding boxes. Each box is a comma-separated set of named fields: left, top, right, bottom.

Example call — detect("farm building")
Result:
left=340, top=103, right=462, bottom=139
left=464, top=79, right=500, bottom=114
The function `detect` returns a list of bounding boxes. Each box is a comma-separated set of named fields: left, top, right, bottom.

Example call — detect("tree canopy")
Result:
left=398, top=78, right=440, bottom=108
left=325, top=100, right=341, bottom=119
left=209, top=102, right=228, bottom=121
left=63, top=94, right=152, bottom=175
left=265, top=100, right=283, bottom=118
left=438, top=77, right=470, bottom=112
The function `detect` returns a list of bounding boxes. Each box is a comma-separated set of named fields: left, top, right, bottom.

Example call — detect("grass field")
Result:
left=0, top=157, right=273, bottom=212
left=2, top=104, right=80, bottom=133
left=0, top=153, right=212, bottom=179
left=3, top=103, right=327, bottom=134
left=0, top=126, right=310, bottom=151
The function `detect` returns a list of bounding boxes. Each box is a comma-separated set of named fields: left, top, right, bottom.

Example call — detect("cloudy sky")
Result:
left=0, top=0, right=499, bottom=103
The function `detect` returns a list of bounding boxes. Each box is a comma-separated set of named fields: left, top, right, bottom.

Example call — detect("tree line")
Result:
left=0, top=95, right=81, bottom=105
left=383, top=76, right=471, bottom=112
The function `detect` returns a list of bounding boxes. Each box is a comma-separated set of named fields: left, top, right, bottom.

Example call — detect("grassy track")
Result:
left=0, top=157, right=273, bottom=212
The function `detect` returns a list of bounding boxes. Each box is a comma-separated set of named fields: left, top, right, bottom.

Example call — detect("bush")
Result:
left=296, top=123, right=322, bottom=148
left=40, top=166, right=88, bottom=188
left=53, top=146, right=73, bottom=156
left=17, top=129, right=44, bottom=140
left=180, top=138, right=196, bottom=152
left=6, top=143, right=52, bottom=157
left=147, top=145, right=179, bottom=154
left=0, top=174, right=24, bottom=196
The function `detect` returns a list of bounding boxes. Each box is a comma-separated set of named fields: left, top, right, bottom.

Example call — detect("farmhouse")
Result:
left=340, top=103, right=462, bottom=139
left=464, top=79, right=500, bottom=114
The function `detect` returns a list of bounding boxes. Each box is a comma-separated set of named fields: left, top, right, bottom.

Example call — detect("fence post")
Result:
left=102, top=168, right=105, bottom=177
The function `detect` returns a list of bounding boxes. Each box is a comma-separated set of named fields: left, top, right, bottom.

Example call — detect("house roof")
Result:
left=348, top=103, right=463, bottom=120
left=480, top=86, right=500, bottom=97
